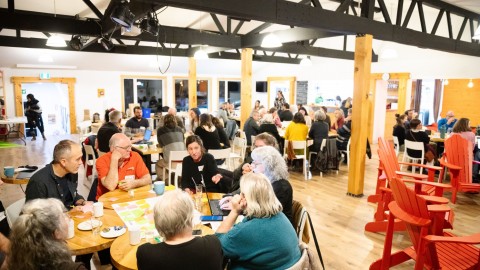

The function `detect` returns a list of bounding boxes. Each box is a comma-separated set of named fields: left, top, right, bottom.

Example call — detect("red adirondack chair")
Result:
left=370, top=176, right=480, bottom=270
left=439, top=133, right=480, bottom=204
left=365, top=137, right=453, bottom=233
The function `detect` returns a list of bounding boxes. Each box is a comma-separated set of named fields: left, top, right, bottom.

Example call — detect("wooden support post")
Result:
left=188, top=57, right=197, bottom=110
left=348, top=34, right=372, bottom=196
left=240, top=48, right=253, bottom=129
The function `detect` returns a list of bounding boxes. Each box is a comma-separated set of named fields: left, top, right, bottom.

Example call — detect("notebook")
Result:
left=134, top=129, right=152, bottom=144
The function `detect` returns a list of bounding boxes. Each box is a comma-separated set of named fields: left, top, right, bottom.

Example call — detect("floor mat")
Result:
left=0, top=142, right=24, bottom=148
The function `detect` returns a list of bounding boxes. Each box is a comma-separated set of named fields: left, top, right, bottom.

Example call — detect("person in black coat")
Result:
left=194, top=114, right=222, bottom=151
left=392, top=113, right=407, bottom=150
left=309, top=110, right=330, bottom=153
left=258, top=114, right=282, bottom=149
left=211, top=117, right=230, bottom=148
left=405, top=118, right=431, bottom=159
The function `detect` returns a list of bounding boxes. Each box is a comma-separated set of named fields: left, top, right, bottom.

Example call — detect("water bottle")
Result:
left=440, top=125, right=446, bottom=139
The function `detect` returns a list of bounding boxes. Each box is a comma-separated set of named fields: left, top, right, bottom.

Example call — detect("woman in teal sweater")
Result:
left=216, top=173, right=301, bottom=269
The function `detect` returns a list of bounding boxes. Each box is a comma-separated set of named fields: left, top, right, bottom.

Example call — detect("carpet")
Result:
left=0, top=142, right=24, bottom=148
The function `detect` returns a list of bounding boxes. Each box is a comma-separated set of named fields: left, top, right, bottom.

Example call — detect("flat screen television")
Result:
left=256, top=81, right=267, bottom=92
left=228, top=81, right=240, bottom=92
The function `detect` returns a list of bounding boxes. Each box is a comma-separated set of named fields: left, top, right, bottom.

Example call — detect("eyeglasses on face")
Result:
left=115, top=145, right=132, bottom=150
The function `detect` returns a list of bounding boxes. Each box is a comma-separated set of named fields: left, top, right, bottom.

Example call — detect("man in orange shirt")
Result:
left=95, top=133, right=151, bottom=200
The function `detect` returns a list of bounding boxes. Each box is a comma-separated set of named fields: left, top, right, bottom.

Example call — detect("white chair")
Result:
left=208, top=148, right=232, bottom=170
left=229, top=137, right=247, bottom=169
left=6, top=198, right=26, bottom=228
left=83, top=144, right=97, bottom=189
left=284, top=140, right=308, bottom=180
left=76, top=120, right=92, bottom=143
left=401, top=140, right=425, bottom=174
left=162, top=150, right=189, bottom=185
left=173, top=163, right=182, bottom=188
left=339, top=139, right=351, bottom=168
left=392, top=136, right=400, bottom=157
left=282, top=121, right=291, bottom=128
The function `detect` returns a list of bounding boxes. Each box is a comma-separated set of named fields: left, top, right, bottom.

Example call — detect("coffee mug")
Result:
left=93, top=202, right=104, bottom=217
left=129, top=225, right=141, bottom=245
left=3, top=166, right=15, bottom=177
left=153, top=181, right=165, bottom=195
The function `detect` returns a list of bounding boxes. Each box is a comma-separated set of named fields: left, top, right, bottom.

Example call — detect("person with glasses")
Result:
left=95, top=133, right=151, bottom=200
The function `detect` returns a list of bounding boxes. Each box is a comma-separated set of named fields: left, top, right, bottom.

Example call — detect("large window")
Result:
left=122, top=77, right=165, bottom=116
left=218, top=79, right=241, bottom=108
left=174, top=78, right=211, bottom=112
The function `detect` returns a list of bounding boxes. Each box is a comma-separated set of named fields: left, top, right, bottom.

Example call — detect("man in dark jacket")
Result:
left=244, top=110, right=260, bottom=145
left=278, top=103, right=294, bottom=121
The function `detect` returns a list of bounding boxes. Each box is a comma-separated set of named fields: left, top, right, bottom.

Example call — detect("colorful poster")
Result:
left=112, top=197, right=160, bottom=235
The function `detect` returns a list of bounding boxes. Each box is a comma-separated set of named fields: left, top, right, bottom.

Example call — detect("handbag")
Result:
left=286, top=140, right=296, bottom=160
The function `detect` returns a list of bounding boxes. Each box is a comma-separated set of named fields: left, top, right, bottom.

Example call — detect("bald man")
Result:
left=95, top=133, right=151, bottom=200
left=438, top=110, right=457, bottom=131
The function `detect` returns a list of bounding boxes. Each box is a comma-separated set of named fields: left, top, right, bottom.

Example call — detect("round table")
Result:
left=1, top=173, right=29, bottom=192
left=98, top=185, right=156, bottom=209
left=67, top=209, right=124, bottom=255
left=109, top=192, right=223, bottom=270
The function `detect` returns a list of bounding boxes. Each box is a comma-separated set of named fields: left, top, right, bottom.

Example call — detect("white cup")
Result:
left=129, top=225, right=141, bottom=245
left=93, top=202, right=104, bottom=217
left=67, top=218, right=75, bottom=239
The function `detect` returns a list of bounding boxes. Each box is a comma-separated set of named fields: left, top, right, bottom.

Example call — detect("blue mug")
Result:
left=153, top=181, right=165, bottom=195
left=4, top=166, right=15, bottom=178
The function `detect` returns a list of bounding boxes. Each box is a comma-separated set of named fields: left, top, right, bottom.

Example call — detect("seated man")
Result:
left=278, top=103, right=294, bottom=121
left=438, top=110, right=457, bottom=131
left=96, top=110, right=122, bottom=153
left=95, top=133, right=152, bottom=200
left=25, top=140, right=88, bottom=208
left=244, top=110, right=260, bottom=146
left=125, top=106, right=150, bottom=137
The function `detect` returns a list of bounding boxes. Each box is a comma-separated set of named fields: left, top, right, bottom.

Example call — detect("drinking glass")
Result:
left=91, top=216, right=101, bottom=236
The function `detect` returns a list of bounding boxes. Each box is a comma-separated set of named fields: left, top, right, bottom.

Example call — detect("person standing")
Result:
left=274, top=90, right=286, bottom=111
left=25, top=93, right=46, bottom=140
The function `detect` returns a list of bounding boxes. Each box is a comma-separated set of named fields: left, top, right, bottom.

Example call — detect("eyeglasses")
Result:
left=115, top=145, right=132, bottom=150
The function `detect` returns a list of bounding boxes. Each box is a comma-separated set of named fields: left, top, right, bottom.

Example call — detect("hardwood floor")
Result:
left=1, top=134, right=479, bottom=269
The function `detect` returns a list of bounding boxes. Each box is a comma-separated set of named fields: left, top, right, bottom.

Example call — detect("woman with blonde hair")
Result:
left=216, top=173, right=300, bottom=269
left=137, top=190, right=223, bottom=270
left=8, top=198, right=86, bottom=270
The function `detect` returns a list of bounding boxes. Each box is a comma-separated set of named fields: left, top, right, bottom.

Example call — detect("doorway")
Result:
left=22, top=83, right=70, bottom=136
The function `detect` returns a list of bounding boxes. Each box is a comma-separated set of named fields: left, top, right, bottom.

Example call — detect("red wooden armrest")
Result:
left=424, top=233, right=480, bottom=244
left=378, top=187, right=391, bottom=193
left=398, top=162, right=442, bottom=171
left=420, top=195, right=449, bottom=204
left=439, top=159, right=462, bottom=170
left=402, top=179, right=451, bottom=189
left=427, top=204, right=451, bottom=212
left=396, top=171, right=428, bottom=180
left=388, top=202, right=431, bottom=227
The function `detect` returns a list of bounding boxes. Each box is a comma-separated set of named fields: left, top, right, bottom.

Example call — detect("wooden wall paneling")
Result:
left=441, top=79, right=480, bottom=126
left=240, top=48, right=253, bottom=129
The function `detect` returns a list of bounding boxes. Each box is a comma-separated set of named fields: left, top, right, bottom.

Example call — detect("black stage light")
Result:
left=140, top=12, right=159, bottom=36
left=111, top=1, right=135, bottom=29
left=100, top=37, right=114, bottom=51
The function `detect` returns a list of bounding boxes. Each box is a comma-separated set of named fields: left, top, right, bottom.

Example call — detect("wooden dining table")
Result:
left=98, top=185, right=157, bottom=210
left=1, top=172, right=29, bottom=192
left=67, top=208, right=124, bottom=255
left=109, top=192, right=223, bottom=270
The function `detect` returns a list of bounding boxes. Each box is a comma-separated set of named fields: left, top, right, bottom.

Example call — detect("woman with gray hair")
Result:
left=136, top=189, right=223, bottom=270
left=309, top=109, right=330, bottom=152
left=8, top=198, right=87, bottom=270
left=216, top=173, right=300, bottom=269
left=250, top=145, right=293, bottom=225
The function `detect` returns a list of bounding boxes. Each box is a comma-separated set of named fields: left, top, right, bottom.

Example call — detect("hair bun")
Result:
left=395, top=113, right=400, bottom=118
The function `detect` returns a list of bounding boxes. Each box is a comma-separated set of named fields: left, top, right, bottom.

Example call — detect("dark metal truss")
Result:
left=1, top=0, right=479, bottom=65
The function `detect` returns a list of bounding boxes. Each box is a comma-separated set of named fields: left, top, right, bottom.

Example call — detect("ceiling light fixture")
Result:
left=443, top=79, right=449, bottom=85
left=110, top=1, right=135, bottom=30
left=261, top=33, right=282, bottom=48
left=46, top=0, right=67, bottom=47
left=140, top=11, right=159, bottom=36
left=468, top=79, right=474, bottom=88
left=300, top=56, right=312, bottom=67
left=194, top=47, right=209, bottom=60
left=473, top=25, right=480, bottom=40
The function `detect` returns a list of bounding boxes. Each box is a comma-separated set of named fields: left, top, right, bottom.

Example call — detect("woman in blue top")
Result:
left=216, top=173, right=301, bottom=270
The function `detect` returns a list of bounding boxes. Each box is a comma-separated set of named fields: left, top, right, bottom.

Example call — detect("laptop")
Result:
left=205, top=193, right=230, bottom=216
left=134, top=129, right=152, bottom=144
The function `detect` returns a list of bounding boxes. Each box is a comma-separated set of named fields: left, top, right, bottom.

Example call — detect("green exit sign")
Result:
left=22, top=89, right=26, bottom=94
